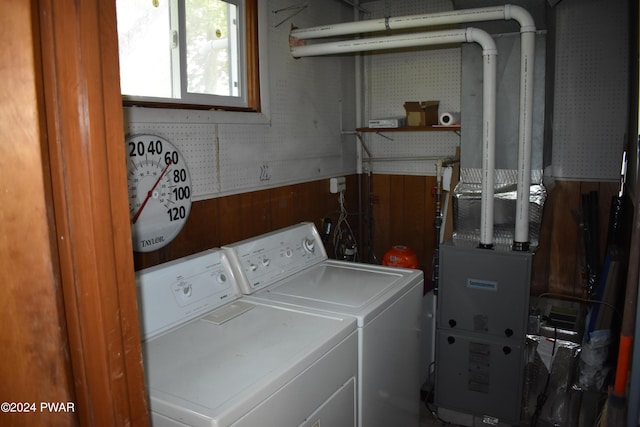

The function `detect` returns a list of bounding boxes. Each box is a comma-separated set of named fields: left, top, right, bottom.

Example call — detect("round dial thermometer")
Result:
left=126, top=134, right=192, bottom=252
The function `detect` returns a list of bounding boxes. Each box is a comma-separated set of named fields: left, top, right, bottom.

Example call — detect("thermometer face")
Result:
left=126, top=134, right=192, bottom=252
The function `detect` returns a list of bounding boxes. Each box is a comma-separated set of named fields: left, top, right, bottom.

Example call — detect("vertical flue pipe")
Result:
left=471, top=27, right=498, bottom=248
left=507, top=5, right=536, bottom=250
left=291, top=28, right=498, bottom=247
left=291, top=4, right=537, bottom=250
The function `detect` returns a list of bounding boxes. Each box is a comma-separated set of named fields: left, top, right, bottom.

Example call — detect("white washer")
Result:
left=223, top=223, right=424, bottom=427
left=136, top=249, right=358, bottom=427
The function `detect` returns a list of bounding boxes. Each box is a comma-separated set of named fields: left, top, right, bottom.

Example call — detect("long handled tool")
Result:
left=606, top=151, right=636, bottom=427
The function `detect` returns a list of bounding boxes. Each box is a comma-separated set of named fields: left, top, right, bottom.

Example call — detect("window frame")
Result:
left=120, top=0, right=260, bottom=112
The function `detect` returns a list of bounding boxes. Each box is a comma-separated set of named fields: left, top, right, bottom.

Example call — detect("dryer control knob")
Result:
left=249, top=263, right=258, bottom=272
left=303, top=238, right=315, bottom=253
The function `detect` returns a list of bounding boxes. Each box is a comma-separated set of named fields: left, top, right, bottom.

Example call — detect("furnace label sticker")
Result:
left=466, top=278, right=498, bottom=291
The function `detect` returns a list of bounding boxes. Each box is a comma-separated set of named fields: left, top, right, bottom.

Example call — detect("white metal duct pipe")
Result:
left=292, top=29, right=465, bottom=56
left=474, top=28, right=498, bottom=249
left=354, top=1, right=364, bottom=175
left=292, top=6, right=509, bottom=40
left=292, top=4, right=536, bottom=250
left=291, top=28, right=498, bottom=247
left=513, top=21, right=536, bottom=251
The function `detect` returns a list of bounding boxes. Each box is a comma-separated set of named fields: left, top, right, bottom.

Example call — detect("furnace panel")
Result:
left=434, top=330, right=526, bottom=424
left=438, top=242, right=532, bottom=340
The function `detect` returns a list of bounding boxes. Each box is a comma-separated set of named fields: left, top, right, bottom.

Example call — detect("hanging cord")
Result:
left=333, top=190, right=359, bottom=262
left=367, top=170, right=377, bottom=263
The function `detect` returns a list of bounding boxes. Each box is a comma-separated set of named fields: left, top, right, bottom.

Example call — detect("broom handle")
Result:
left=613, top=188, right=640, bottom=396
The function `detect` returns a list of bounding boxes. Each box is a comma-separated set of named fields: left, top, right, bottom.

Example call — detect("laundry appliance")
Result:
left=222, top=222, right=424, bottom=427
left=136, top=248, right=358, bottom=427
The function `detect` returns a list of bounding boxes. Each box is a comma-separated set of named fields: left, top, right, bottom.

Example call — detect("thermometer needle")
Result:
left=132, top=159, right=172, bottom=224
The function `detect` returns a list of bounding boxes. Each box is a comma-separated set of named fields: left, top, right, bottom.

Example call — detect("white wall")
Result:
left=123, top=0, right=357, bottom=202
left=122, top=0, right=631, bottom=201
left=360, top=0, right=462, bottom=176
left=550, top=0, right=629, bottom=181
left=360, top=0, right=630, bottom=181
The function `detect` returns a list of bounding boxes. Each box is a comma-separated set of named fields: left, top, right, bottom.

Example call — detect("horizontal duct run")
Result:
left=291, top=3, right=538, bottom=250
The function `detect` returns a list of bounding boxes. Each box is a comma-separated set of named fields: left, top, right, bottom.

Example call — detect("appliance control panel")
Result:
left=136, top=249, right=238, bottom=340
left=223, top=222, right=327, bottom=294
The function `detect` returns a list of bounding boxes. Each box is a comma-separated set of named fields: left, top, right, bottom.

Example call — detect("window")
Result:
left=116, top=0, right=259, bottom=111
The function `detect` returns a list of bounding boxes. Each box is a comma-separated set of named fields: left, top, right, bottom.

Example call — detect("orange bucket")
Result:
left=381, top=245, right=419, bottom=269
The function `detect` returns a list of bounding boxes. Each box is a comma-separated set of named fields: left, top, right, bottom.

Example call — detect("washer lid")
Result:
left=251, top=260, right=423, bottom=325
left=270, top=264, right=399, bottom=306
left=144, top=302, right=356, bottom=427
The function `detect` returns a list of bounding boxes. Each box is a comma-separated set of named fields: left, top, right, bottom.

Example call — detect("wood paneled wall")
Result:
left=531, top=180, right=622, bottom=297
left=134, top=176, right=361, bottom=270
left=364, top=174, right=439, bottom=284
left=362, top=174, right=623, bottom=298
left=136, top=173, right=624, bottom=302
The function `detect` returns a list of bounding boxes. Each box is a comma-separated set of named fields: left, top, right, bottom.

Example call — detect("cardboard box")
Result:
left=421, top=101, right=440, bottom=125
left=404, top=101, right=439, bottom=126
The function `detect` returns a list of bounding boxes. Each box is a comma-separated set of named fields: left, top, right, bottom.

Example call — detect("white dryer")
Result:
left=136, top=249, right=358, bottom=427
left=223, top=223, right=424, bottom=427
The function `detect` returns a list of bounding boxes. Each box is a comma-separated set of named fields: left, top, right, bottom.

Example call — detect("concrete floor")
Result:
left=420, top=401, right=445, bottom=426
left=420, top=398, right=465, bottom=427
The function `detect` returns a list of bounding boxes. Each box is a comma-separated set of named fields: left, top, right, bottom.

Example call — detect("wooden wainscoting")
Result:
left=134, top=176, right=361, bottom=270
left=531, top=180, right=623, bottom=297
left=135, top=175, right=625, bottom=299
left=364, top=174, right=439, bottom=282
left=363, top=174, right=623, bottom=298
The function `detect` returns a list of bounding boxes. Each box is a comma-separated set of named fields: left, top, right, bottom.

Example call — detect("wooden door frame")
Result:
left=36, top=0, right=149, bottom=425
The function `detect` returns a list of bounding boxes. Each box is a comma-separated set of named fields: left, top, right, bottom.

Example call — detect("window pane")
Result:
left=116, top=0, right=173, bottom=98
left=185, top=0, right=239, bottom=97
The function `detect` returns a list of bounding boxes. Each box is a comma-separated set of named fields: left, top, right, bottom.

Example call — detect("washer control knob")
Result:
left=285, top=248, right=293, bottom=258
left=262, top=258, right=270, bottom=267
left=216, top=273, right=227, bottom=284
left=249, top=263, right=258, bottom=272
left=303, top=238, right=315, bottom=253
left=182, top=284, right=192, bottom=298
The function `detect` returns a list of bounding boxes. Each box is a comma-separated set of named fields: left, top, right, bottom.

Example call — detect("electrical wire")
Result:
left=332, top=190, right=359, bottom=261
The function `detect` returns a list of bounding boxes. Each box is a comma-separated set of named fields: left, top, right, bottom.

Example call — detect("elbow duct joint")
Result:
left=464, top=27, right=497, bottom=56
